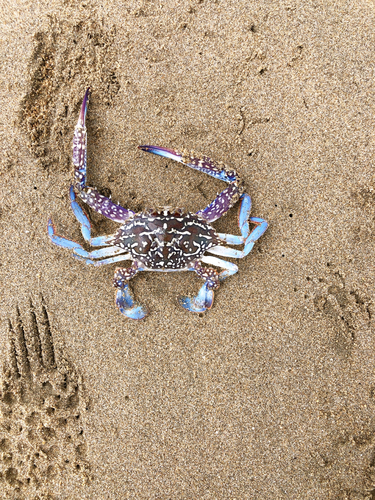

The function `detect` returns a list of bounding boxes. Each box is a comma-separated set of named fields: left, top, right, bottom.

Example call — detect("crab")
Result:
left=48, top=89, right=268, bottom=320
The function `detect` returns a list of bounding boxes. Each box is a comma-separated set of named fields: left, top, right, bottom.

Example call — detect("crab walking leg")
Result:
left=217, top=233, right=244, bottom=245
left=73, top=253, right=132, bottom=266
left=201, top=256, right=239, bottom=280
left=68, top=185, right=110, bottom=245
left=73, top=88, right=135, bottom=223
left=215, top=194, right=253, bottom=244
left=72, top=246, right=127, bottom=260
left=178, top=262, right=219, bottom=313
left=138, top=145, right=244, bottom=222
left=48, top=218, right=119, bottom=258
left=178, top=258, right=238, bottom=313
left=113, top=263, right=148, bottom=320
left=238, top=193, right=252, bottom=237
left=208, top=218, right=268, bottom=259
left=48, top=219, right=84, bottom=251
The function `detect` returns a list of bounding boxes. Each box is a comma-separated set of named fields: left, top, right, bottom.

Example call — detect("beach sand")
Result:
left=1, top=0, right=375, bottom=498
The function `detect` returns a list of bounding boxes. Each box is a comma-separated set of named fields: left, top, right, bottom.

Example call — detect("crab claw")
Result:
left=178, top=282, right=214, bottom=313
left=116, top=285, right=148, bottom=320
left=77, top=87, right=90, bottom=128
left=138, top=145, right=182, bottom=162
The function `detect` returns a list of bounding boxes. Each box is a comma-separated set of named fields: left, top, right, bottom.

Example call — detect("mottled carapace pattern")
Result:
left=110, top=210, right=221, bottom=270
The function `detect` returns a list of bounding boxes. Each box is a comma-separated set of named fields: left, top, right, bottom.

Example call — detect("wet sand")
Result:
left=1, top=0, right=375, bottom=498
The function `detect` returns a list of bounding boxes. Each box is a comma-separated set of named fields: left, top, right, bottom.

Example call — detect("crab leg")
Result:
left=178, top=258, right=238, bottom=313
left=73, top=88, right=135, bottom=223
left=201, top=256, right=238, bottom=280
left=47, top=218, right=123, bottom=261
left=138, top=145, right=244, bottom=222
left=113, top=264, right=148, bottom=320
left=67, top=185, right=111, bottom=245
left=216, top=194, right=253, bottom=246
left=138, top=146, right=238, bottom=183
left=208, top=217, right=268, bottom=259
left=238, top=193, right=252, bottom=237
left=73, top=253, right=132, bottom=266
left=217, top=234, right=244, bottom=245
left=72, top=246, right=128, bottom=260
left=178, top=282, right=214, bottom=313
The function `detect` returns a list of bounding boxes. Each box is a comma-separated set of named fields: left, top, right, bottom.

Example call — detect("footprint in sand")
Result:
left=0, top=297, right=91, bottom=498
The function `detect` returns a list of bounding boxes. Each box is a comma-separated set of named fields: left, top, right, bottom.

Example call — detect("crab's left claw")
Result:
left=116, top=285, right=148, bottom=320
left=77, top=87, right=90, bottom=128
left=178, top=282, right=214, bottom=313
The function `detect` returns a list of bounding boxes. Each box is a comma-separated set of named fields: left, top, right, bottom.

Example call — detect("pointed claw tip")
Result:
left=138, top=145, right=182, bottom=161
left=77, top=88, right=90, bottom=127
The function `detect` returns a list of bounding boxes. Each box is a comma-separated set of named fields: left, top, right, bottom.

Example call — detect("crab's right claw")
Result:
left=178, top=282, right=214, bottom=313
left=138, top=145, right=181, bottom=162
left=116, top=285, right=148, bottom=320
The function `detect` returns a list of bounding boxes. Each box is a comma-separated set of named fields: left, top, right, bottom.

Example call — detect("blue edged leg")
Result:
left=47, top=218, right=121, bottom=263
left=207, top=217, right=267, bottom=259
left=116, top=286, right=148, bottom=320
left=48, top=218, right=82, bottom=250
left=243, top=217, right=268, bottom=256
left=73, top=253, right=132, bottom=266
left=114, top=264, right=148, bottom=320
left=208, top=193, right=268, bottom=259
left=68, top=185, right=110, bottom=245
left=201, top=256, right=238, bottom=281
left=178, top=258, right=238, bottom=313
left=178, top=282, right=214, bottom=313
left=217, top=233, right=244, bottom=245
left=238, top=193, right=268, bottom=255
left=48, top=186, right=113, bottom=250
left=239, top=193, right=252, bottom=237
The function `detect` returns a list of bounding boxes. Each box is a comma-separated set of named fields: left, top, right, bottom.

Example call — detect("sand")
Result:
left=1, top=0, right=375, bottom=498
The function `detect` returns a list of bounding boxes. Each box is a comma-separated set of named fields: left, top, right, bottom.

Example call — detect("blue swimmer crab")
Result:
left=48, top=89, right=268, bottom=320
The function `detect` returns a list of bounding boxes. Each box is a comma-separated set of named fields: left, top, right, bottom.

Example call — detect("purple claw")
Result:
left=197, top=184, right=240, bottom=222
left=77, top=87, right=90, bottom=128
left=72, top=89, right=89, bottom=187
left=139, top=145, right=239, bottom=183
left=138, top=145, right=181, bottom=162
left=72, top=89, right=135, bottom=223
left=139, top=144, right=244, bottom=222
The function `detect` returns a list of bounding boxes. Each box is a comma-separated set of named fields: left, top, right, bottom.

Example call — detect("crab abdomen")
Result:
left=111, top=211, right=220, bottom=270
